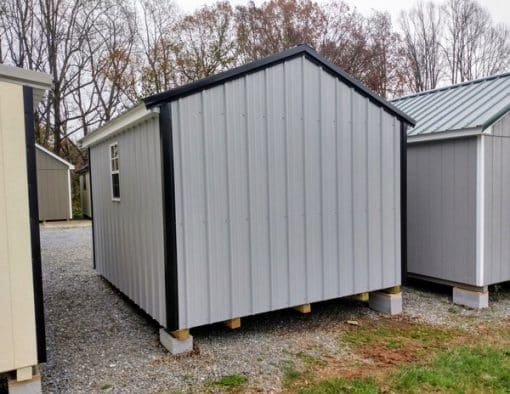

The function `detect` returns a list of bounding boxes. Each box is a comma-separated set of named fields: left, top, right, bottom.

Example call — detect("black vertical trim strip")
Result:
left=160, top=103, right=179, bottom=330
left=400, top=121, right=408, bottom=285
left=23, top=86, right=46, bottom=363
left=88, top=148, right=96, bottom=269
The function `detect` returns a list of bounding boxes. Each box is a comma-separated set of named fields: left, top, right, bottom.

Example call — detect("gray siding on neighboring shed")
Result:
left=483, top=112, right=510, bottom=285
left=36, top=148, right=71, bottom=221
left=407, top=138, right=478, bottom=285
left=90, top=116, right=167, bottom=325
left=169, top=56, right=402, bottom=329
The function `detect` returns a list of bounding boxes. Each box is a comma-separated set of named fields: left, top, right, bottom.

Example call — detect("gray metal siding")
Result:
left=407, top=138, right=478, bottom=285
left=36, top=148, right=71, bottom=221
left=90, top=116, right=166, bottom=325
left=170, top=56, right=402, bottom=329
left=483, top=112, right=510, bottom=285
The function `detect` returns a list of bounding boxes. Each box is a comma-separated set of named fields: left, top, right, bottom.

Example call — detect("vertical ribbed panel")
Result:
left=407, top=138, right=477, bottom=285
left=171, top=55, right=402, bottom=329
left=484, top=112, right=510, bottom=285
left=90, top=115, right=166, bottom=325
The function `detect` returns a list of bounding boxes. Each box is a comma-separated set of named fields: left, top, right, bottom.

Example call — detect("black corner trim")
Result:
left=160, top=103, right=179, bottom=330
left=400, top=121, right=408, bottom=285
left=88, top=148, right=96, bottom=269
left=23, top=86, right=46, bottom=363
left=143, top=44, right=416, bottom=127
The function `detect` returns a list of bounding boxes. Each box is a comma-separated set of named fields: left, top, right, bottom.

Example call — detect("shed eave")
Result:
left=407, top=127, right=483, bottom=144
left=80, top=104, right=160, bottom=148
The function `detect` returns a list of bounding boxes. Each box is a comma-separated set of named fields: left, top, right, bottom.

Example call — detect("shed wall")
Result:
left=407, top=138, right=478, bottom=285
left=80, top=172, right=92, bottom=218
left=483, top=112, right=510, bottom=285
left=0, top=81, right=38, bottom=373
left=169, top=56, right=402, bottom=329
left=36, top=148, right=72, bottom=221
left=90, top=115, right=166, bottom=325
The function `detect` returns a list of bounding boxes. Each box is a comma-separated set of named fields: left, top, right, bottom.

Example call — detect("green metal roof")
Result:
left=392, top=72, right=510, bottom=138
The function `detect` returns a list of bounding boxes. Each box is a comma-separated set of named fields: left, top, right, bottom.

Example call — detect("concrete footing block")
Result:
left=369, top=291, right=402, bottom=315
left=453, top=287, right=489, bottom=309
left=159, top=328, right=193, bottom=355
left=8, top=371, right=41, bottom=394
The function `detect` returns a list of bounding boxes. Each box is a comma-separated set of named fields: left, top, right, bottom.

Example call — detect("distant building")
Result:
left=76, top=164, right=92, bottom=218
left=36, top=144, right=74, bottom=221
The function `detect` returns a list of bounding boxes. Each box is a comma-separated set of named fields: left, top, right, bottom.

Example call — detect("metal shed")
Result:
left=0, top=64, right=51, bottom=391
left=35, top=144, right=74, bottom=221
left=82, top=45, right=414, bottom=353
left=392, top=72, right=510, bottom=308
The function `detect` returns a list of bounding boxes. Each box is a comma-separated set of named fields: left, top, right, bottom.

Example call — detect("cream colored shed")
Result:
left=35, top=143, right=74, bottom=221
left=0, top=64, right=51, bottom=392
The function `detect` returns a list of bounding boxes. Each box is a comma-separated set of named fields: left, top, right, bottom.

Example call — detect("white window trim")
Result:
left=110, top=142, right=120, bottom=202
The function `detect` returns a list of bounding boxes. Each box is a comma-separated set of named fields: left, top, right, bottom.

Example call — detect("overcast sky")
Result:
left=176, top=0, right=510, bottom=26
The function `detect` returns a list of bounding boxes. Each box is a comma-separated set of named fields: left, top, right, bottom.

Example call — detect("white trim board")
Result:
left=407, top=128, right=483, bottom=144
left=475, top=134, right=485, bottom=286
left=35, top=144, right=75, bottom=169
left=80, top=104, right=160, bottom=148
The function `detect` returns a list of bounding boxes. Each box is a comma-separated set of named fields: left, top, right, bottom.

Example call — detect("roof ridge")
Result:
left=393, top=71, right=510, bottom=102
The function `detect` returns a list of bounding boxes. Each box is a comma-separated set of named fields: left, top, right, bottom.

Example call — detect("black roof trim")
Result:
left=143, top=44, right=415, bottom=126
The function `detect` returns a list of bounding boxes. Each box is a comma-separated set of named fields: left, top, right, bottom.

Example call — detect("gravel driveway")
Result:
left=40, top=225, right=510, bottom=393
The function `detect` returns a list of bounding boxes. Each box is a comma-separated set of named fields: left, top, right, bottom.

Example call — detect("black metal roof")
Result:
left=143, top=44, right=415, bottom=126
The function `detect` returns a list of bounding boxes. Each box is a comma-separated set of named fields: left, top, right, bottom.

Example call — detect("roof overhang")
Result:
left=0, top=64, right=52, bottom=107
left=80, top=104, right=160, bottom=148
left=407, top=127, right=483, bottom=144
left=36, top=144, right=75, bottom=169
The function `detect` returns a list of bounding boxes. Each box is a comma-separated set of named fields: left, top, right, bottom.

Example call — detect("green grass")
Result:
left=299, top=346, right=510, bottom=393
left=299, top=377, right=378, bottom=394
left=394, top=346, right=510, bottom=393
left=213, top=374, right=248, bottom=387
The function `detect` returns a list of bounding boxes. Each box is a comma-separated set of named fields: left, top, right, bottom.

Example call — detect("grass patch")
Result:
left=296, top=351, right=324, bottom=366
left=393, top=346, right=510, bottom=393
left=213, top=374, right=248, bottom=387
left=299, top=377, right=378, bottom=394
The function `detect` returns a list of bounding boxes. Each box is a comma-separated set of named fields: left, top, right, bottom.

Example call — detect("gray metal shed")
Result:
left=392, top=72, right=510, bottom=308
left=82, top=45, right=414, bottom=353
left=35, top=144, right=74, bottom=221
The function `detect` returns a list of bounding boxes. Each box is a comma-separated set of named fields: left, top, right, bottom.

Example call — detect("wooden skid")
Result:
left=170, top=329, right=189, bottom=341
left=224, top=318, right=241, bottom=330
left=351, top=292, right=369, bottom=302
left=294, top=304, right=311, bottom=314
left=383, top=286, right=401, bottom=294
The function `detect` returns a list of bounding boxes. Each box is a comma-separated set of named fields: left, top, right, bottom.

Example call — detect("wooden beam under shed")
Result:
left=170, top=329, right=189, bottom=341
left=384, top=286, right=401, bottom=294
left=224, top=318, right=241, bottom=330
left=351, top=292, right=369, bottom=302
left=294, top=304, right=311, bottom=314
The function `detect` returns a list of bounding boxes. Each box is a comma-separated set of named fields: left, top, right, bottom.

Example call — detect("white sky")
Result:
left=176, top=0, right=510, bottom=26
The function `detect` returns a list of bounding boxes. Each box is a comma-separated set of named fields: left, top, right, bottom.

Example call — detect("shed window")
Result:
left=110, top=143, right=120, bottom=201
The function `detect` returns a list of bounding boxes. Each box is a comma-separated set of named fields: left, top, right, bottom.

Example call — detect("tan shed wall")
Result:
left=80, top=172, right=91, bottom=218
left=36, top=148, right=72, bottom=221
left=0, top=80, right=38, bottom=373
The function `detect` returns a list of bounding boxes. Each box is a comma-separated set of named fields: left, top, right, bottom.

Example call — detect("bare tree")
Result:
left=400, top=1, right=443, bottom=92
left=442, top=0, right=510, bottom=83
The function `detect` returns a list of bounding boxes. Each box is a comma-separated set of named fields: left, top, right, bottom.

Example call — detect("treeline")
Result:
left=0, top=0, right=509, bottom=155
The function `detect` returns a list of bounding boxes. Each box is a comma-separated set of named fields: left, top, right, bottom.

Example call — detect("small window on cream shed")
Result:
left=110, top=143, right=120, bottom=201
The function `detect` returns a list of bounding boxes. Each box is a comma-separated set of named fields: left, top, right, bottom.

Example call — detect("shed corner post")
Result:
left=158, top=102, right=180, bottom=333
left=23, top=85, right=46, bottom=364
left=88, top=147, right=96, bottom=270
left=400, top=121, right=408, bottom=286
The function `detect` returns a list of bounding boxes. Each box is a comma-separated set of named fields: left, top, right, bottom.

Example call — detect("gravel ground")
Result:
left=40, top=225, right=510, bottom=393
